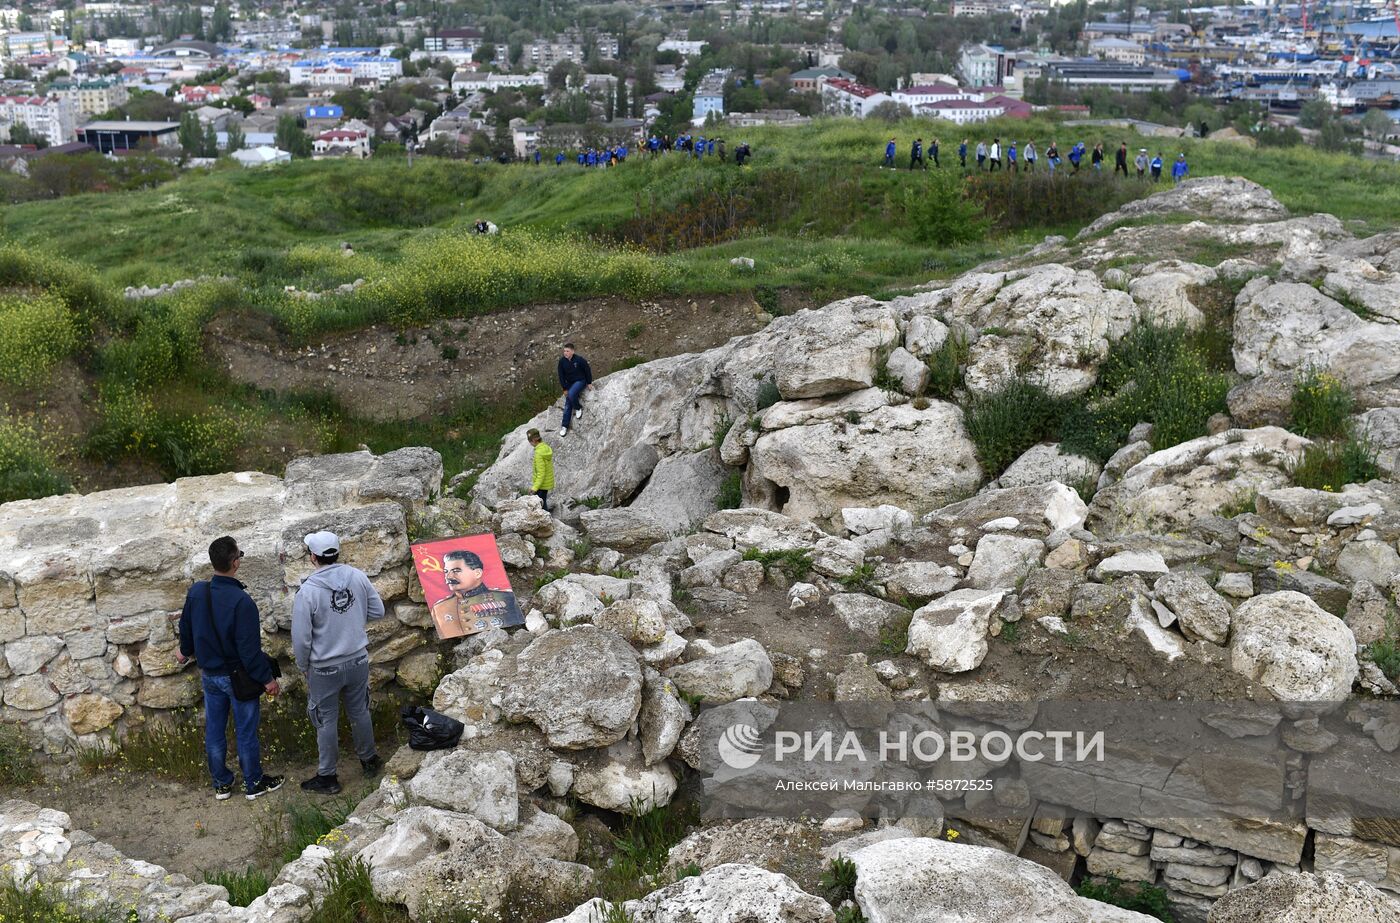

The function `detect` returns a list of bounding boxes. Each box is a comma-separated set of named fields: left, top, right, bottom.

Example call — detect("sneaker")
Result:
left=574, top=406, right=583, bottom=420
left=301, top=773, right=342, bottom=795
left=361, top=755, right=383, bottom=779
left=559, top=427, right=568, bottom=437
left=214, top=783, right=235, bottom=801
left=245, top=774, right=284, bottom=801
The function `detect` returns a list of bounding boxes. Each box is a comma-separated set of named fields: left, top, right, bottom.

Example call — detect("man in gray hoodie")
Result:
left=292, top=530, right=385, bottom=795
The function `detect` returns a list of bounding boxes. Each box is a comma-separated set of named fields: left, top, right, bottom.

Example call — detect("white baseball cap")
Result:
left=304, top=531, right=340, bottom=556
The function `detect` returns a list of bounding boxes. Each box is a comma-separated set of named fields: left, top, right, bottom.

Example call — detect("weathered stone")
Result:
left=1337, top=541, right=1400, bottom=588
left=1229, top=591, right=1358, bottom=701
left=1154, top=573, right=1232, bottom=644
left=408, top=749, right=519, bottom=830
left=906, top=589, right=1006, bottom=673
left=639, top=669, right=689, bottom=766
left=63, top=693, right=122, bottom=734
left=966, top=535, right=1045, bottom=590
left=1207, top=871, right=1400, bottom=923
left=502, top=626, right=643, bottom=749
left=580, top=508, right=670, bottom=547
left=665, top=639, right=773, bottom=704
left=829, top=594, right=912, bottom=639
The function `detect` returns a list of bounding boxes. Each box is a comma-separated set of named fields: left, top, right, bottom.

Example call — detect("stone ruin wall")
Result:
left=0, top=447, right=447, bottom=757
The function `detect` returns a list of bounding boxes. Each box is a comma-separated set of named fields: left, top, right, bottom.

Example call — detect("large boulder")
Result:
left=929, top=264, right=1139, bottom=397
left=1078, top=177, right=1289, bottom=237
left=579, top=508, right=670, bottom=547
left=830, top=593, right=913, bottom=639
left=965, top=535, right=1045, bottom=590
left=630, top=450, right=729, bottom=533
left=665, top=819, right=820, bottom=876
left=926, top=482, right=1087, bottom=536
left=406, top=750, right=519, bottom=831
left=1088, top=428, right=1310, bottom=535
left=1206, top=871, right=1400, bottom=923
left=905, top=589, right=1006, bottom=673
left=502, top=626, right=643, bottom=749
left=358, top=807, right=593, bottom=920
left=628, top=864, right=835, bottom=923
left=571, top=740, right=678, bottom=814
left=665, top=639, right=773, bottom=704
left=848, top=836, right=1161, bottom=923
left=997, top=444, right=1101, bottom=491
left=1154, top=573, right=1232, bottom=644
left=1233, top=278, right=1400, bottom=391
left=748, top=400, right=982, bottom=522
left=773, top=298, right=900, bottom=399
left=1228, top=591, right=1359, bottom=702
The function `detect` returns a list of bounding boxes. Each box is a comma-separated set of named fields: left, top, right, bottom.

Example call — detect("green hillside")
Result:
left=2, top=115, right=1398, bottom=503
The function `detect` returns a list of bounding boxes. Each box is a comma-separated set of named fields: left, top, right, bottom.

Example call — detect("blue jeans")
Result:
left=561, top=381, right=586, bottom=429
left=202, top=673, right=263, bottom=792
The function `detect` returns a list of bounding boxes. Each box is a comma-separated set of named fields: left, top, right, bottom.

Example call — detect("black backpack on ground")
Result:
left=400, top=705, right=465, bottom=750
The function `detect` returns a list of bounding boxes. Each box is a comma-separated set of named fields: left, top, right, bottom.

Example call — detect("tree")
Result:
left=226, top=122, right=245, bottom=152
left=615, top=79, right=629, bottom=122
left=178, top=111, right=202, bottom=155
left=473, top=43, right=497, bottom=65
left=276, top=115, right=312, bottom=157
left=1362, top=107, right=1394, bottom=141
left=7, top=122, right=45, bottom=149
left=201, top=120, right=218, bottom=157
left=1299, top=98, right=1333, bottom=130
left=868, top=101, right=913, bottom=122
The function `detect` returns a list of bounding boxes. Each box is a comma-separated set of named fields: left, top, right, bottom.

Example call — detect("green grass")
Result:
left=587, top=799, right=701, bottom=904
left=1369, top=637, right=1400, bottom=683
left=0, top=416, right=70, bottom=505
left=741, top=547, right=814, bottom=580
left=1290, top=367, right=1353, bottom=439
left=875, top=614, right=913, bottom=657
left=0, top=881, right=132, bottom=923
left=0, top=721, right=39, bottom=786
left=204, top=867, right=271, bottom=907
left=1289, top=428, right=1381, bottom=492
left=1075, top=877, right=1176, bottom=922
left=925, top=332, right=969, bottom=400
left=964, top=380, right=1068, bottom=476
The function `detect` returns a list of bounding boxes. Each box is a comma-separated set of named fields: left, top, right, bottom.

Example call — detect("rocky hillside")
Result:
left=4, top=176, right=1400, bottom=923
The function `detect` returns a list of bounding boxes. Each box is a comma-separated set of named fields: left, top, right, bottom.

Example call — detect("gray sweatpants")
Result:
left=306, top=653, right=376, bottom=777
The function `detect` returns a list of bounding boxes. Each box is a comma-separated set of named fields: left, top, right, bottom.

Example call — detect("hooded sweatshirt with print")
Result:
left=292, top=562, right=385, bottom=673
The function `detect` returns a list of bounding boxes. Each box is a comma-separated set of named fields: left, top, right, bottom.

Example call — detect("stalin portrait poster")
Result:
left=411, top=533, right=525, bottom=640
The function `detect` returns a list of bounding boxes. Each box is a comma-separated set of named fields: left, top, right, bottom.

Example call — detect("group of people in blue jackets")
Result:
left=883, top=136, right=1191, bottom=184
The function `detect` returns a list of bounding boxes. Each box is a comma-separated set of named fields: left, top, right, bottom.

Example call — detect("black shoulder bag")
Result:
left=204, top=581, right=282, bottom=702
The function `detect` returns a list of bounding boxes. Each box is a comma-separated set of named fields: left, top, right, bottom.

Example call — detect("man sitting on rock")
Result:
left=557, top=342, right=593, bottom=438
left=292, top=530, right=385, bottom=795
left=177, top=536, right=283, bottom=801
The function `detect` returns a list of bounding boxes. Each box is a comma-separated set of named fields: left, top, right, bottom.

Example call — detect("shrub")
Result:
left=1291, top=368, right=1353, bottom=438
left=741, top=547, right=813, bottom=580
left=589, top=800, right=701, bottom=903
left=1075, top=877, right=1175, bottom=922
left=1290, top=428, right=1380, bottom=492
left=86, top=390, right=251, bottom=478
left=889, top=177, right=989, bottom=247
left=716, top=470, right=743, bottom=510
left=755, top=379, right=782, bottom=410
left=0, top=881, right=123, bottom=923
left=0, top=291, right=78, bottom=386
left=821, top=857, right=859, bottom=904
left=310, top=856, right=408, bottom=923
left=1369, top=637, right=1400, bottom=683
left=1060, top=322, right=1229, bottom=462
left=339, top=230, right=672, bottom=337
left=204, top=867, right=271, bottom=906
left=924, top=331, right=968, bottom=399
left=963, top=380, right=1068, bottom=476
left=0, top=721, right=39, bottom=786
left=0, top=416, right=71, bottom=504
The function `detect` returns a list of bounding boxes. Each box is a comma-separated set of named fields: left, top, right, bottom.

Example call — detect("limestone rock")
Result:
left=829, top=594, right=912, bottom=639
left=625, top=863, right=835, bottom=923
left=926, top=483, right=1087, bottom=536
left=594, top=598, right=670, bottom=646
left=849, top=835, right=1160, bottom=923
left=502, top=626, right=643, bottom=749
left=748, top=400, right=982, bottom=522
left=774, top=298, right=899, bottom=399
left=639, top=669, right=690, bottom=766
left=1206, top=871, right=1400, bottom=923
left=665, top=639, right=773, bottom=704
left=580, top=508, right=670, bottom=548
left=1154, top=573, right=1232, bottom=644
left=906, top=589, right=1006, bottom=673
left=966, top=535, right=1045, bottom=590
left=630, top=450, right=729, bottom=533
left=571, top=740, right=678, bottom=814
left=998, top=444, right=1101, bottom=491
left=62, top=693, right=122, bottom=735
left=407, top=750, right=519, bottom=831
left=1229, top=591, right=1359, bottom=701
left=665, top=819, right=819, bottom=876
left=1337, top=541, right=1400, bottom=588
left=880, top=561, right=959, bottom=602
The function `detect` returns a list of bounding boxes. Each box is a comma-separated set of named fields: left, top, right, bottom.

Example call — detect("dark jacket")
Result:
left=177, top=575, right=273, bottom=683
left=558, top=353, right=593, bottom=389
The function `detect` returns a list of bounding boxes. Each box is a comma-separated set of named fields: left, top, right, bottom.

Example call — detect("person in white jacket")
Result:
left=292, top=530, right=385, bottom=795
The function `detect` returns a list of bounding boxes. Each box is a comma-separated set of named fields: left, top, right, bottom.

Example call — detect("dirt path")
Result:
left=209, top=294, right=770, bottom=422
left=14, top=750, right=380, bottom=881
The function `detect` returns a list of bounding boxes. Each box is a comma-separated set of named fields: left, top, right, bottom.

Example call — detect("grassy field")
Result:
left=2, top=114, right=1398, bottom=500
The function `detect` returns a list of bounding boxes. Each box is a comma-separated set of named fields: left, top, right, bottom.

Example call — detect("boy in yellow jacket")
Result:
left=527, top=428, right=554, bottom=512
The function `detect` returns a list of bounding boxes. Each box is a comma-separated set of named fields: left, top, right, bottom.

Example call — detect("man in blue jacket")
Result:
left=557, top=342, right=593, bottom=437
left=178, top=536, right=283, bottom=801
left=884, top=137, right=896, bottom=168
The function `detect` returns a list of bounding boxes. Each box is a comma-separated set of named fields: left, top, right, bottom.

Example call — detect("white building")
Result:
left=914, top=98, right=1006, bottom=124
left=0, top=94, right=75, bottom=145
left=3, top=32, right=67, bottom=57
left=231, top=145, right=291, bottom=166
left=820, top=78, right=893, bottom=118
left=891, top=83, right=980, bottom=108
left=451, top=70, right=545, bottom=93
left=958, top=43, right=1013, bottom=87
left=658, top=38, right=707, bottom=57
left=1090, top=37, right=1147, bottom=65
left=53, top=77, right=127, bottom=117
left=312, top=127, right=370, bottom=157
left=287, top=56, right=402, bottom=86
